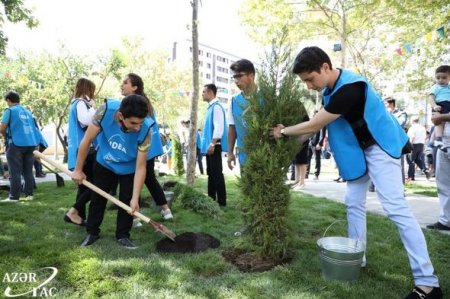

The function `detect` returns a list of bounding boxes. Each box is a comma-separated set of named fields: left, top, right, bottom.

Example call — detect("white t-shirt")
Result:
left=407, top=123, right=426, bottom=144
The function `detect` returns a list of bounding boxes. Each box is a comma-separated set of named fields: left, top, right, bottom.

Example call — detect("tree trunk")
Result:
left=186, top=0, right=200, bottom=185
left=340, top=0, right=347, bottom=68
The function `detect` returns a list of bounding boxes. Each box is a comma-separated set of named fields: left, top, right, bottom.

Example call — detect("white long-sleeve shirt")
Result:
left=209, top=99, right=224, bottom=139
left=76, top=100, right=96, bottom=128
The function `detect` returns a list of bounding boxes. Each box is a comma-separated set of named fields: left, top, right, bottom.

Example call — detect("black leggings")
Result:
left=145, top=158, right=167, bottom=206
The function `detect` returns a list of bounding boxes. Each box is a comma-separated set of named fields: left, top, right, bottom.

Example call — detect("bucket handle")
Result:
left=322, top=220, right=361, bottom=250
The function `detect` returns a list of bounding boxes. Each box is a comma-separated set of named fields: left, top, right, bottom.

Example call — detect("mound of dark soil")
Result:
left=156, top=232, right=220, bottom=253
left=162, top=180, right=178, bottom=190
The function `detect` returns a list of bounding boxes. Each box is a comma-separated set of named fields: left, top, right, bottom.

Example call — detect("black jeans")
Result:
left=86, top=161, right=135, bottom=239
left=206, top=144, right=226, bottom=206
left=407, top=143, right=426, bottom=179
left=33, top=144, right=47, bottom=176
left=73, top=151, right=96, bottom=219
left=6, top=144, right=35, bottom=198
left=197, top=147, right=204, bottom=175
left=145, top=158, right=167, bottom=206
left=306, top=147, right=321, bottom=177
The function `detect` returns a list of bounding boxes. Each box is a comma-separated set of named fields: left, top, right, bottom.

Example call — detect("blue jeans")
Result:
left=6, top=144, right=35, bottom=199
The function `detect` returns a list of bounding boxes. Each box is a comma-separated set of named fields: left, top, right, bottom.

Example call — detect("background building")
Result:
left=171, top=39, right=244, bottom=108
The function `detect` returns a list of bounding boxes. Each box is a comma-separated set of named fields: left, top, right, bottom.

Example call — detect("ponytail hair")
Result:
left=126, top=73, right=153, bottom=116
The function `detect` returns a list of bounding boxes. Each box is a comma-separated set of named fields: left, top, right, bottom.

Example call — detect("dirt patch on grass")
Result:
left=222, top=247, right=292, bottom=272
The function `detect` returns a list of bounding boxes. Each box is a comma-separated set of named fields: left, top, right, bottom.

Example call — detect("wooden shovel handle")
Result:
left=33, top=151, right=154, bottom=221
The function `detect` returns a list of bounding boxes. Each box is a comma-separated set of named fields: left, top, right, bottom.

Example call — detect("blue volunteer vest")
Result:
left=147, top=113, right=164, bottom=160
left=7, top=105, right=39, bottom=146
left=196, top=131, right=202, bottom=150
left=96, top=99, right=153, bottom=175
left=323, top=69, right=408, bottom=180
left=67, top=99, right=92, bottom=170
left=201, top=101, right=228, bottom=154
left=231, top=93, right=248, bottom=165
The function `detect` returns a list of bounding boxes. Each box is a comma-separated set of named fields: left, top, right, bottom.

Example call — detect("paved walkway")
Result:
left=3, top=156, right=447, bottom=235
left=293, top=172, right=449, bottom=235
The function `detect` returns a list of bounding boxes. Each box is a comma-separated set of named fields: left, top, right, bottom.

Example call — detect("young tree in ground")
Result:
left=185, top=0, right=200, bottom=185
left=239, top=39, right=308, bottom=259
left=173, top=135, right=185, bottom=176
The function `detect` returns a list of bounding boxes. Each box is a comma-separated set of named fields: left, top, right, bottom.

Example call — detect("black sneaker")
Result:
left=117, top=238, right=138, bottom=249
left=426, top=222, right=450, bottom=231
left=81, top=234, right=100, bottom=247
left=404, top=286, right=442, bottom=299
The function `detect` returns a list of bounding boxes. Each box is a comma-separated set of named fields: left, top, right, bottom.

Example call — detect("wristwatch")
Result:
left=280, top=128, right=287, bottom=137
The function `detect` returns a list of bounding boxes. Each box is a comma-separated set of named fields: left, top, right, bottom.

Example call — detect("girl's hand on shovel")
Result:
left=71, top=169, right=86, bottom=185
left=129, top=197, right=140, bottom=215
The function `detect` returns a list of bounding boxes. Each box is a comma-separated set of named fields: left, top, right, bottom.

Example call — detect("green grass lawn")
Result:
left=405, top=181, right=438, bottom=197
left=0, top=176, right=449, bottom=298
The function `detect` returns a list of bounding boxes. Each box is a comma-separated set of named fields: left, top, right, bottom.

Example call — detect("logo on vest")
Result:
left=19, top=111, right=30, bottom=121
left=108, top=134, right=127, bottom=154
left=2, top=267, right=58, bottom=297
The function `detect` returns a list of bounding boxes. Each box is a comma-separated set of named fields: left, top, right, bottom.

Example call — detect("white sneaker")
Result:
left=434, top=140, right=444, bottom=147
left=133, top=218, right=143, bottom=228
left=24, top=195, right=33, bottom=201
left=0, top=198, right=20, bottom=203
left=161, top=209, right=173, bottom=220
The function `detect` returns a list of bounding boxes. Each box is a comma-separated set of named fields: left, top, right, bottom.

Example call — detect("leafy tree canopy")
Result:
left=0, top=0, right=38, bottom=55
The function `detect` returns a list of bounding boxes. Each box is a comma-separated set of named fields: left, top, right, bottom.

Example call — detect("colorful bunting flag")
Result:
left=405, top=43, right=412, bottom=54
left=437, top=26, right=445, bottom=38
left=333, top=43, right=342, bottom=51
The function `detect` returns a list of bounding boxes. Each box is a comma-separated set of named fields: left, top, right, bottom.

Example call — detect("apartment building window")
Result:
left=207, top=63, right=211, bottom=69
left=217, top=66, right=229, bottom=74
left=216, top=55, right=228, bottom=63
left=206, top=52, right=211, bottom=58
left=216, top=76, right=229, bottom=83
left=199, top=60, right=203, bottom=66
left=199, top=49, right=203, bottom=56
left=206, top=73, right=211, bottom=79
